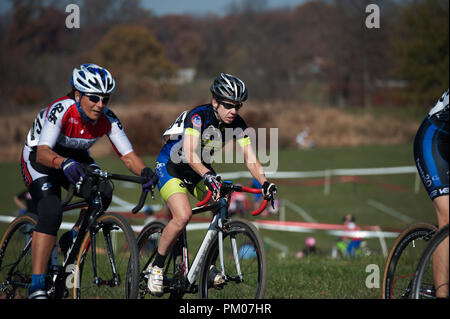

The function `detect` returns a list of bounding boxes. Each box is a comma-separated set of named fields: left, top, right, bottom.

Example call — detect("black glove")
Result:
left=262, top=181, right=277, bottom=201
left=141, top=167, right=158, bottom=193
left=202, top=171, right=221, bottom=198
left=61, top=158, right=86, bottom=185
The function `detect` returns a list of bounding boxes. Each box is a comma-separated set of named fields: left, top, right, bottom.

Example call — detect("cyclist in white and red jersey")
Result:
left=20, top=63, right=158, bottom=299
left=146, top=73, right=278, bottom=296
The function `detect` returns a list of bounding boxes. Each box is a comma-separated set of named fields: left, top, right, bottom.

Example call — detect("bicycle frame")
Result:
left=3, top=168, right=149, bottom=298
left=186, top=201, right=224, bottom=285
left=59, top=169, right=148, bottom=295
left=156, top=181, right=269, bottom=292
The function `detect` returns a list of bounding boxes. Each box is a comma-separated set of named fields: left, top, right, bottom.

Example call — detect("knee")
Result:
left=173, top=210, right=192, bottom=229
left=35, top=195, right=62, bottom=236
left=434, top=196, right=449, bottom=226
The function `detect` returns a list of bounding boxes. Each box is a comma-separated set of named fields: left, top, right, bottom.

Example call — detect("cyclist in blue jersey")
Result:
left=146, top=73, right=277, bottom=296
left=413, top=88, right=449, bottom=298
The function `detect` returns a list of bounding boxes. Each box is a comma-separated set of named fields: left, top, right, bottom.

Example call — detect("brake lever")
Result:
left=76, top=176, right=84, bottom=194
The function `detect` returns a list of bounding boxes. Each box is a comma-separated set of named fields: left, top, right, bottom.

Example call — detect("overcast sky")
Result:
left=0, top=0, right=306, bottom=16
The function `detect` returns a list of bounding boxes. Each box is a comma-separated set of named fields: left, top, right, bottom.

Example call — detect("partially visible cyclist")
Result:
left=147, top=73, right=277, bottom=296
left=413, top=88, right=449, bottom=298
left=20, top=63, right=158, bottom=299
left=13, top=189, right=36, bottom=215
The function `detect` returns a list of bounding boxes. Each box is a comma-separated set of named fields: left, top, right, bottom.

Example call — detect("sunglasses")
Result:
left=84, top=93, right=110, bottom=105
left=219, top=100, right=243, bottom=110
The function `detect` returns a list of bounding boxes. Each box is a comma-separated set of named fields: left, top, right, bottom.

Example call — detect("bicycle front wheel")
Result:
left=410, top=224, right=449, bottom=299
left=0, top=213, right=37, bottom=299
left=198, top=219, right=267, bottom=299
left=73, top=213, right=139, bottom=299
left=381, top=222, right=437, bottom=299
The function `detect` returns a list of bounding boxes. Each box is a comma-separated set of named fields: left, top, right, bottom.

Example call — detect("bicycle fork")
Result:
left=90, top=227, right=120, bottom=287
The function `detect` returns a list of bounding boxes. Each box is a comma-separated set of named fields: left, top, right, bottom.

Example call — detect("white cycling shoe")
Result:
left=209, top=265, right=225, bottom=286
left=147, top=264, right=164, bottom=296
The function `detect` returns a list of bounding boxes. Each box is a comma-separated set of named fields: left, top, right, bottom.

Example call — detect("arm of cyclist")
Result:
left=120, top=151, right=158, bottom=192
left=36, top=145, right=65, bottom=169
left=241, top=142, right=277, bottom=200
left=36, top=113, right=87, bottom=184
left=36, top=145, right=86, bottom=185
left=183, top=132, right=221, bottom=199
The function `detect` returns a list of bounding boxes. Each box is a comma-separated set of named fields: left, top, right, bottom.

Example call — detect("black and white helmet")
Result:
left=210, top=73, right=248, bottom=103
left=71, top=63, right=115, bottom=94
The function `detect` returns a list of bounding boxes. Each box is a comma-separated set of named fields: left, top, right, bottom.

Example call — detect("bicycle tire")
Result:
left=0, top=213, right=38, bottom=299
left=198, top=219, right=267, bottom=299
left=136, top=220, right=186, bottom=299
left=73, top=213, right=139, bottom=299
left=381, top=222, right=437, bottom=299
left=410, top=224, right=449, bottom=299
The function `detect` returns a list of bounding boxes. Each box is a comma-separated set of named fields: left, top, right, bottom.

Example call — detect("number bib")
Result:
left=162, top=111, right=188, bottom=142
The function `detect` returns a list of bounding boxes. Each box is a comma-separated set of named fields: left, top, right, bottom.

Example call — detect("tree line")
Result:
left=0, top=0, right=448, bottom=112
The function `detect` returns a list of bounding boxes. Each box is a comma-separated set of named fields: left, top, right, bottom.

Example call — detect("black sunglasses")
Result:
left=219, top=100, right=242, bottom=110
left=84, top=93, right=110, bottom=105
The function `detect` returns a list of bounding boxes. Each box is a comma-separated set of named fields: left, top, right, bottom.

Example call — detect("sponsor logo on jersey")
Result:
left=41, top=182, right=52, bottom=191
left=191, top=114, right=202, bottom=127
left=69, top=118, right=79, bottom=125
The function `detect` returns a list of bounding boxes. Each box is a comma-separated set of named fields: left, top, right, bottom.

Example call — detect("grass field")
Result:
left=0, top=143, right=436, bottom=299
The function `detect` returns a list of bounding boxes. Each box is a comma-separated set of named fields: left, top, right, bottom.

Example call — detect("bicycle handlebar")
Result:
left=89, top=169, right=150, bottom=214
left=61, top=167, right=153, bottom=214
left=196, top=183, right=269, bottom=216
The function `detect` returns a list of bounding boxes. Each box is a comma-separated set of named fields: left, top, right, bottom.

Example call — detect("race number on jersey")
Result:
left=429, top=89, right=449, bottom=117
left=162, top=110, right=188, bottom=142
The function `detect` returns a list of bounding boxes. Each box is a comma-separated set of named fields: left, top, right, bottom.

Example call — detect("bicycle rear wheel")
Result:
left=382, top=222, right=437, bottom=299
left=410, top=224, right=449, bottom=299
left=198, top=219, right=267, bottom=299
left=0, top=213, right=37, bottom=299
left=73, top=213, right=139, bottom=299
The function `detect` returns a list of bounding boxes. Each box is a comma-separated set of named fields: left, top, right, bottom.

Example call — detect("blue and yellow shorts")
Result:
left=155, top=144, right=210, bottom=202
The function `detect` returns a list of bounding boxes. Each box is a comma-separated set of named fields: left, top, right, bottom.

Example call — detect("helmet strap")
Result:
left=212, top=103, right=224, bottom=125
left=211, top=94, right=224, bottom=125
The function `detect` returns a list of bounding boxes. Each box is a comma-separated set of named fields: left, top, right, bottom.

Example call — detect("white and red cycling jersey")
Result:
left=21, top=96, right=133, bottom=186
left=24, top=96, right=133, bottom=156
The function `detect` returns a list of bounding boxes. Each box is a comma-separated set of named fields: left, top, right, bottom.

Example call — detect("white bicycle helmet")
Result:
left=210, top=73, right=248, bottom=103
left=71, top=63, right=115, bottom=94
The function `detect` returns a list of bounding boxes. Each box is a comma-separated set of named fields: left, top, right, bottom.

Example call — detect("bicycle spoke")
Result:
left=74, top=214, right=139, bottom=299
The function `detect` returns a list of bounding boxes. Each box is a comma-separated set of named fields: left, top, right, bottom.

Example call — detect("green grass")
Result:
left=0, top=143, right=436, bottom=299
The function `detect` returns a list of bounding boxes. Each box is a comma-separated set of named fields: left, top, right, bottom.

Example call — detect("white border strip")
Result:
left=221, top=166, right=417, bottom=180
left=367, top=199, right=414, bottom=223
